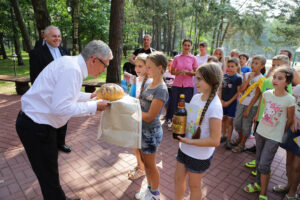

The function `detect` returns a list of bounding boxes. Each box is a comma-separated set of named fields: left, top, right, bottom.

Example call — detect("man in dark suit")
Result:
left=29, top=25, right=71, bottom=153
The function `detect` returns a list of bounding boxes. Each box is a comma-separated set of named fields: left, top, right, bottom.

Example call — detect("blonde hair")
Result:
left=135, top=53, right=148, bottom=64
left=139, top=51, right=167, bottom=98
left=273, top=55, right=290, bottom=65
left=213, top=48, right=226, bottom=72
left=192, top=63, right=223, bottom=139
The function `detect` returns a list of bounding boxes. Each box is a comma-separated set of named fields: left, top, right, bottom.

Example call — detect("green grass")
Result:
left=0, top=50, right=131, bottom=94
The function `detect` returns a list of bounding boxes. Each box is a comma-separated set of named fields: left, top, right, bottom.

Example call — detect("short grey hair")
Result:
left=81, top=40, right=113, bottom=60
left=44, top=25, right=60, bottom=35
left=273, top=55, right=290, bottom=65
left=144, top=34, right=152, bottom=40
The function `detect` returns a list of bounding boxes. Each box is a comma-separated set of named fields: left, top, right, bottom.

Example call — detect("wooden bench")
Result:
left=82, top=81, right=105, bottom=93
left=0, top=75, right=30, bottom=95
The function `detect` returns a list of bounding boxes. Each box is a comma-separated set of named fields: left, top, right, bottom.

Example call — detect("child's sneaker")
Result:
left=251, top=170, right=257, bottom=176
left=135, top=187, right=150, bottom=199
left=167, top=120, right=172, bottom=131
left=220, top=136, right=227, bottom=143
left=245, top=160, right=256, bottom=168
left=226, top=141, right=232, bottom=150
left=142, top=190, right=160, bottom=200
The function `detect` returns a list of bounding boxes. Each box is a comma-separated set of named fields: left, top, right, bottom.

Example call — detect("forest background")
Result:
left=0, top=0, right=299, bottom=88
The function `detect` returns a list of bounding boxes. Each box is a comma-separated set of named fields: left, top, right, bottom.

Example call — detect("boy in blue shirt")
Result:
left=239, top=53, right=251, bottom=74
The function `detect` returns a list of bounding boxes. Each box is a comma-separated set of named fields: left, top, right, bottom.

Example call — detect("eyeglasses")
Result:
left=96, top=57, right=109, bottom=69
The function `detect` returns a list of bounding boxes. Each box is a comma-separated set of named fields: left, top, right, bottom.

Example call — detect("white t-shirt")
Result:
left=218, top=62, right=223, bottom=70
left=257, top=90, right=295, bottom=143
left=293, top=85, right=300, bottom=120
left=196, top=54, right=209, bottom=67
left=179, top=93, right=223, bottom=159
left=136, top=77, right=153, bottom=98
left=241, top=73, right=264, bottom=106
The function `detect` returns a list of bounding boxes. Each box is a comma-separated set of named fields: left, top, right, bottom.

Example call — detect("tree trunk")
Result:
left=78, top=29, right=82, bottom=53
left=167, top=20, right=172, bottom=55
left=31, top=0, right=51, bottom=38
left=0, top=32, right=8, bottom=59
left=71, top=0, right=80, bottom=55
left=180, top=19, right=184, bottom=40
left=172, top=22, right=177, bottom=51
left=216, top=17, right=224, bottom=48
left=220, top=22, right=230, bottom=47
left=163, top=23, right=167, bottom=51
left=210, top=26, right=218, bottom=55
left=106, top=0, right=124, bottom=83
left=156, top=20, right=161, bottom=50
left=10, top=0, right=32, bottom=52
left=138, top=29, right=143, bottom=47
left=10, top=7, right=23, bottom=65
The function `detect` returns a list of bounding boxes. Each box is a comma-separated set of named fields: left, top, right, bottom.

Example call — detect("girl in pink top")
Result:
left=165, top=38, right=198, bottom=126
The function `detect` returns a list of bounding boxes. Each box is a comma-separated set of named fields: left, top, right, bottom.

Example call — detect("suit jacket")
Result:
left=29, top=44, right=69, bottom=83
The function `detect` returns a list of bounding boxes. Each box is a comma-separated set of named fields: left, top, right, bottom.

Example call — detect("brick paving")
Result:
left=0, top=93, right=291, bottom=200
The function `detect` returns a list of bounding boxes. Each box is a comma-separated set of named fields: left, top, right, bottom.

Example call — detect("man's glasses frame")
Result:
left=95, top=57, right=109, bottom=69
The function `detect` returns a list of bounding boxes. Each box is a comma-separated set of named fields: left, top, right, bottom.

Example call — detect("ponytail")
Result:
left=138, top=74, right=148, bottom=99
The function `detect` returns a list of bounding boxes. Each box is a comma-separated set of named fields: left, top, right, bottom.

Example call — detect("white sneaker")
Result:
left=135, top=187, right=150, bottom=199
left=142, top=191, right=160, bottom=200
left=167, top=120, right=172, bottom=131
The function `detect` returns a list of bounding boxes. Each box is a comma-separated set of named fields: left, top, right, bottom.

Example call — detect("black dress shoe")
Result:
left=58, top=145, right=72, bottom=153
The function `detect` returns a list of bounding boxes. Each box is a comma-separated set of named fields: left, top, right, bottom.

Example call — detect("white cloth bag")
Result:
left=97, top=95, right=142, bottom=148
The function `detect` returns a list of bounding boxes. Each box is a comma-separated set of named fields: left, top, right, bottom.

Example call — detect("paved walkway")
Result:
left=0, top=93, right=290, bottom=200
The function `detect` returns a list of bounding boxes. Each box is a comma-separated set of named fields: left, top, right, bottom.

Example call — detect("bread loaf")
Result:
left=96, top=83, right=124, bottom=101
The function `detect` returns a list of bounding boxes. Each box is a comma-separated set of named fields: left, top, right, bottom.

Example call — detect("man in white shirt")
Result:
left=30, top=25, right=72, bottom=153
left=16, top=40, right=112, bottom=200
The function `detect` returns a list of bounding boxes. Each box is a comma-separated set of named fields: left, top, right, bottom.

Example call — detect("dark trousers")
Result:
left=166, top=86, right=194, bottom=120
left=57, top=123, right=67, bottom=147
left=16, top=111, right=66, bottom=200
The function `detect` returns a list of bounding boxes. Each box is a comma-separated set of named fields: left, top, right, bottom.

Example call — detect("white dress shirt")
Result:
left=46, top=42, right=62, bottom=60
left=22, top=54, right=97, bottom=128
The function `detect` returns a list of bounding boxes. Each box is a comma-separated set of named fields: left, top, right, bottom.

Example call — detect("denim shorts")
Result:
left=176, top=148, right=212, bottom=174
left=280, top=129, right=300, bottom=157
left=223, top=102, right=238, bottom=118
left=141, top=126, right=163, bottom=154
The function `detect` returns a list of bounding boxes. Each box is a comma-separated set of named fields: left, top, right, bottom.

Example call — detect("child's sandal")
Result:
left=232, top=145, right=245, bottom=153
left=128, top=168, right=145, bottom=180
left=231, top=138, right=241, bottom=146
left=128, top=166, right=139, bottom=177
left=272, top=185, right=289, bottom=193
left=259, top=195, right=268, bottom=200
left=245, top=160, right=256, bottom=168
left=243, top=182, right=261, bottom=193
left=283, top=193, right=298, bottom=199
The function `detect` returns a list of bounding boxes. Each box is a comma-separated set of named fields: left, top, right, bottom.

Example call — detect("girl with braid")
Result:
left=174, top=63, right=223, bottom=200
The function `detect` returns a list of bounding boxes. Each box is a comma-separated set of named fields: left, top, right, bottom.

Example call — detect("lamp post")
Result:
left=12, top=53, right=17, bottom=77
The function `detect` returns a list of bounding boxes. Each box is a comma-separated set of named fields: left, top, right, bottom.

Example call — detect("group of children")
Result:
left=124, top=40, right=300, bottom=200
